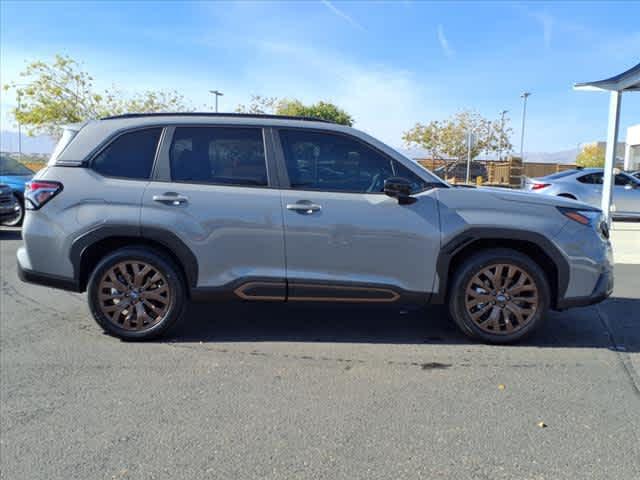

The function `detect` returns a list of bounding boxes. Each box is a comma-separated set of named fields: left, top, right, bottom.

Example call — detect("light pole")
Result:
left=209, top=90, right=223, bottom=112
left=465, top=130, right=476, bottom=184
left=519, top=92, right=531, bottom=161
left=498, top=109, right=508, bottom=161
left=17, top=121, right=22, bottom=162
left=13, top=83, right=29, bottom=162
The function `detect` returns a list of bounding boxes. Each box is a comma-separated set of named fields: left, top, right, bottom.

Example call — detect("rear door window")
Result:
left=92, top=128, right=162, bottom=180
left=169, top=127, right=268, bottom=186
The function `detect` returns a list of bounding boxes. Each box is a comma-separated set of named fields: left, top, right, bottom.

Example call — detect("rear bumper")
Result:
left=555, top=269, right=614, bottom=310
left=17, top=247, right=81, bottom=292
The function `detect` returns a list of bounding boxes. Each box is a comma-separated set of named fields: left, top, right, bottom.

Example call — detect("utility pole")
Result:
left=498, top=109, right=508, bottom=161
left=519, top=92, right=531, bottom=161
left=209, top=90, right=224, bottom=112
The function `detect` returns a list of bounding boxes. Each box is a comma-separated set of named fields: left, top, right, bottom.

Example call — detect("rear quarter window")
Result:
left=92, top=128, right=162, bottom=180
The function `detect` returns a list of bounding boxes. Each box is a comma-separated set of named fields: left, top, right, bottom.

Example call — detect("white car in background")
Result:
left=525, top=168, right=640, bottom=219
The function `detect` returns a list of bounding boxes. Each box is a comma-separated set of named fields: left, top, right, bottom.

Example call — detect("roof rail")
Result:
left=99, top=112, right=336, bottom=124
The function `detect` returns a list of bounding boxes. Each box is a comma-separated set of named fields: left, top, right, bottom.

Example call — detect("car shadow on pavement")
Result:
left=169, top=297, right=640, bottom=352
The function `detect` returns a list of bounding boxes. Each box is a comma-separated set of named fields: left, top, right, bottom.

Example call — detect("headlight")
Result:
left=557, top=207, right=608, bottom=238
left=557, top=206, right=601, bottom=226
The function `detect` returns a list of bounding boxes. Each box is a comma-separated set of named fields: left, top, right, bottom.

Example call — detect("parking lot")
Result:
left=1, top=226, right=639, bottom=479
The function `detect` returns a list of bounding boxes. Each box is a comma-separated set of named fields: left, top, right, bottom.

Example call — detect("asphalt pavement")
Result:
left=1, top=226, right=639, bottom=480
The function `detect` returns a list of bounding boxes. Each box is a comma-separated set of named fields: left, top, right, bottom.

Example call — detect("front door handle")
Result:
left=153, top=192, right=189, bottom=206
left=286, top=200, right=322, bottom=214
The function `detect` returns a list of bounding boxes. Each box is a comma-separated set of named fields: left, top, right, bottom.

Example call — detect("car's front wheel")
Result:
left=87, top=247, right=186, bottom=340
left=448, top=248, right=549, bottom=344
left=1, top=194, right=24, bottom=227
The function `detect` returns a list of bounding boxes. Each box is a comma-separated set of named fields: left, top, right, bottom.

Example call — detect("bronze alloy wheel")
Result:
left=97, top=261, right=171, bottom=331
left=464, top=263, right=539, bottom=335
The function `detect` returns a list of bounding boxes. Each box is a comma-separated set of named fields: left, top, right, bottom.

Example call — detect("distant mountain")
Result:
left=401, top=146, right=579, bottom=164
left=0, top=131, right=55, bottom=155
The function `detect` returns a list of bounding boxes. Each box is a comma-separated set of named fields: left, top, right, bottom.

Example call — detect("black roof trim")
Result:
left=100, top=112, right=336, bottom=124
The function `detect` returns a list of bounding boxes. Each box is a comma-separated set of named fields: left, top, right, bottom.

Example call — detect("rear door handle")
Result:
left=153, top=192, right=189, bottom=206
left=286, top=201, right=322, bottom=214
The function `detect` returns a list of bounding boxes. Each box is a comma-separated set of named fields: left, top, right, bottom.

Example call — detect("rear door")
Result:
left=274, top=128, right=440, bottom=302
left=141, top=125, right=286, bottom=298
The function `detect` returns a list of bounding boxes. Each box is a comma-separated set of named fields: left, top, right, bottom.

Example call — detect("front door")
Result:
left=142, top=125, right=286, bottom=298
left=613, top=173, right=640, bottom=216
left=275, top=128, right=440, bottom=302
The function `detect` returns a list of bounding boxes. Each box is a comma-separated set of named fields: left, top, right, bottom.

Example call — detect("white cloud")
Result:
left=536, top=12, right=553, bottom=48
left=320, top=0, right=365, bottom=31
left=437, top=24, right=454, bottom=58
left=0, top=34, right=442, bottom=148
left=250, top=41, right=442, bottom=147
left=513, top=5, right=554, bottom=49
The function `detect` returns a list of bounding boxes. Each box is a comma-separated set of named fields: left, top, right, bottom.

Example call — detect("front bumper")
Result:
left=555, top=268, right=614, bottom=310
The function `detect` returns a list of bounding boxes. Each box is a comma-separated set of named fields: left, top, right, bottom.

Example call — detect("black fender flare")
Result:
left=432, top=227, right=570, bottom=307
left=69, top=225, right=198, bottom=289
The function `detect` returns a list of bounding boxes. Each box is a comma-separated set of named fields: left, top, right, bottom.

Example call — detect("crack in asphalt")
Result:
left=163, top=343, right=592, bottom=372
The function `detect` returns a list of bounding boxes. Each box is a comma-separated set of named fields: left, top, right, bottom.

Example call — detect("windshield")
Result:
left=623, top=172, right=640, bottom=185
left=0, top=155, right=34, bottom=175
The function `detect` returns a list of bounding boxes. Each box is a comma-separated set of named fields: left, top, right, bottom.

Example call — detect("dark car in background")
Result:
left=0, top=183, right=21, bottom=225
left=0, top=154, right=34, bottom=226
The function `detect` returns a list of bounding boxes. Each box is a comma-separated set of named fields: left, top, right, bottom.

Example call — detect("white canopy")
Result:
left=574, top=62, right=640, bottom=223
left=575, top=62, right=640, bottom=92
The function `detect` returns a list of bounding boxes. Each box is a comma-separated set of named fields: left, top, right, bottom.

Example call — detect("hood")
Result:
left=477, top=186, right=598, bottom=210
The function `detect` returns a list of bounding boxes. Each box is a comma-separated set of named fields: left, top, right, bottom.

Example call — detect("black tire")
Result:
left=87, top=247, right=186, bottom=340
left=1, top=194, right=24, bottom=227
left=448, top=248, right=549, bottom=344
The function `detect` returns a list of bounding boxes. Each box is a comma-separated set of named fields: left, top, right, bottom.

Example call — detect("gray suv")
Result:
left=17, top=113, right=613, bottom=343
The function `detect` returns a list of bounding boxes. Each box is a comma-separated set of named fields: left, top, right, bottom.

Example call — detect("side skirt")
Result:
left=190, top=278, right=429, bottom=306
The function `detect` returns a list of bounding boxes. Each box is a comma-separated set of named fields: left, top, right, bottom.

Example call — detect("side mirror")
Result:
left=384, top=177, right=414, bottom=205
left=624, top=183, right=634, bottom=190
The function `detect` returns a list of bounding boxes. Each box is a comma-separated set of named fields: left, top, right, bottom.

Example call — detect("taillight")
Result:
left=531, top=183, right=551, bottom=190
left=25, top=181, right=63, bottom=210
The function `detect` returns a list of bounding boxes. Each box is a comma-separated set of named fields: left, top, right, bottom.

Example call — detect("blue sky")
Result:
left=1, top=0, right=639, bottom=153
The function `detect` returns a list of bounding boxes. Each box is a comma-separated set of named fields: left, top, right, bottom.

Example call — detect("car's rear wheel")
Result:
left=87, top=247, right=186, bottom=340
left=448, top=248, right=549, bottom=344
